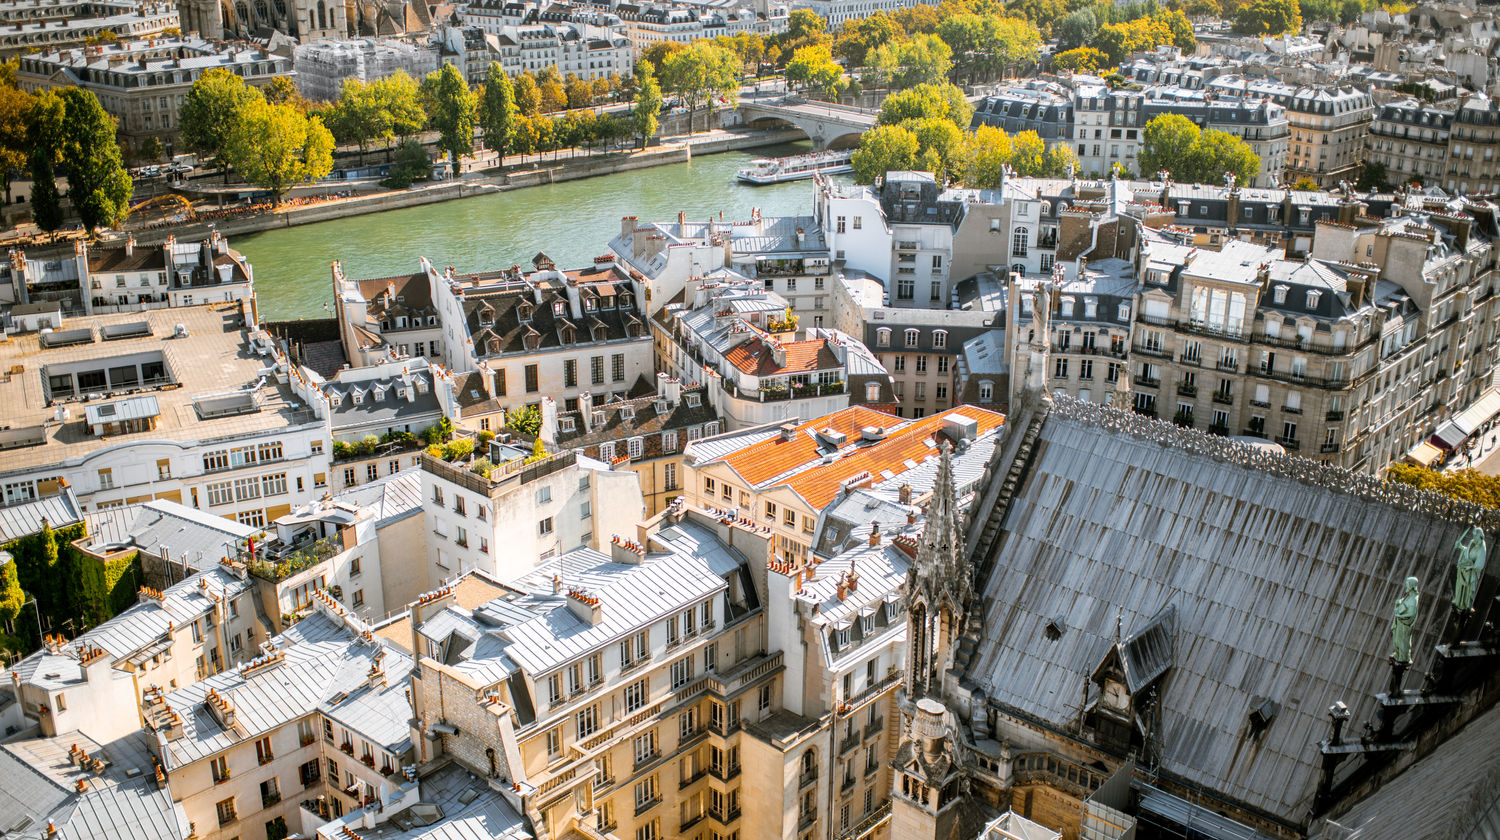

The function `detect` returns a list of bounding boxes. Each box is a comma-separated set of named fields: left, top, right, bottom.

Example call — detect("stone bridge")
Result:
left=736, top=98, right=877, bottom=150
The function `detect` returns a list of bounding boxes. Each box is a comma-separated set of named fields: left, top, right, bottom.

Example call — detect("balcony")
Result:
left=1282, top=405, right=1302, bottom=415
left=1320, top=442, right=1342, bottom=454
left=248, top=532, right=342, bottom=582
left=1176, top=383, right=1197, bottom=397
left=840, top=802, right=892, bottom=839
left=1212, top=392, right=1233, bottom=405
left=1134, top=343, right=1168, bottom=358
left=262, top=791, right=282, bottom=809
left=840, top=731, right=861, bottom=754
left=1242, top=428, right=1267, bottom=439
left=799, top=770, right=818, bottom=790
left=800, top=811, right=817, bottom=831
left=1250, top=399, right=1271, bottom=408
left=709, top=807, right=742, bottom=826
left=634, top=797, right=661, bottom=818
left=1208, top=423, right=1229, bottom=436
left=1275, top=436, right=1301, bottom=450
left=1216, top=359, right=1240, bottom=372
left=865, top=717, right=885, bottom=739
left=1326, top=410, right=1345, bottom=422
left=1133, top=375, right=1160, bottom=389
left=1178, top=354, right=1202, bottom=367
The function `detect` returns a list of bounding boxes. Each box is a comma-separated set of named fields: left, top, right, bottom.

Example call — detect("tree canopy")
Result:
left=632, top=59, right=663, bottom=148
left=421, top=64, right=477, bottom=175
left=1138, top=113, right=1261, bottom=185
left=39, top=88, right=132, bottom=232
left=179, top=68, right=262, bottom=177
left=478, top=62, right=517, bottom=163
left=786, top=45, right=845, bottom=99
left=0, top=84, right=32, bottom=204
left=661, top=41, right=738, bottom=133
left=1387, top=464, right=1500, bottom=509
left=1233, top=0, right=1302, bottom=34
left=227, top=99, right=334, bottom=205
left=852, top=124, right=920, bottom=183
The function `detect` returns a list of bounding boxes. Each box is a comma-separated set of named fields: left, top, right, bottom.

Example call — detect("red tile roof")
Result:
left=717, top=405, right=1004, bottom=510
left=724, top=338, right=840, bottom=376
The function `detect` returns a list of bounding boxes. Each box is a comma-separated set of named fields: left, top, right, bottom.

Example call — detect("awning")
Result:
left=1406, top=441, right=1445, bottom=467
left=1433, top=422, right=1467, bottom=450
left=1450, top=388, right=1500, bottom=437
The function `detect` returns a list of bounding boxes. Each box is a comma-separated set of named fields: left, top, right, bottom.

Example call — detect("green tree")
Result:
left=514, top=72, right=541, bottom=116
left=1139, top=113, right=1201, bottom=180
left=382, top=137, right=431, bottom=188
left=786, top=45, right=845, bottom=99
left=1156, top=9, right=1197, bottom=51
left=180, top=68, right=263, bottom=183
left=1234, top=0, right=1302, bottom=34
left=661, top=41, right=739, bottom=134
left=565, top=76, right=593, bottom=109
left=0, top=85, right=32, bottom=204
left=1053, top=46, right=1107, bottom=72
left=478, top=62, right=517, bottom=164
left=421, top=64, right=477, bottom=175
left=632, top=59, right=663, bottom=148
left=1386, top=464, right=1500, bottom=508
left=1055, top=8, right=1100, bottom=50
left=870, top=34, right=953, bottom=89
left=851, top=123, right=919, bottom=183
left=1188, top=129, right=1261, bottom=186
left=264, top=76, right=309, bottom=112
left=1009, top=130, right=1049, bottom=176
left=52, top=88, right=132, bottom=232
left=227, top=99, right=334, bottom=205
left=374, top=71, right=425, bottom=151
left=539, top=75, right=567, bottom=113
left=27, top=90, right=63, bottom=232
left=938, top=15, right=1041, bottom=83
left=905, top=116, right=966, bottom=182
left=877, top=83, right=974, bottom=130
left=512, top=115, right=538, bottom=155
left=1184, top=0, right=1222, bottom=18
left=326, top=79, right=384, bottom=164
left=508, top=403, right=542, bottom=436
left=640, top=42, right=688, bottom=80
left=833, top=11, right=901, bottom=66
left=962, top=124, right=1014, bottom=188
left=1357, top=160, right=1389, bottom=191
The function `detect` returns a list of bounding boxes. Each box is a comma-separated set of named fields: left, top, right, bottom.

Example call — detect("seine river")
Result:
left=236, top=142, right=826, bottom=321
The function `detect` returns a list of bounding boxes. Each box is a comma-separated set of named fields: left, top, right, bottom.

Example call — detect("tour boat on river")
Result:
left=736, top=150, right=854, bottom=185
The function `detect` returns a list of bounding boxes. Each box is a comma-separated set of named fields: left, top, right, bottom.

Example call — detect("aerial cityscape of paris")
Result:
left=0, top=0, right=1496, bottom=837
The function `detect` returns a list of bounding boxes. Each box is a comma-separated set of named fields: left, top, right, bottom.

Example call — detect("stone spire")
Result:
left=904, top=441, right=976, bottom=700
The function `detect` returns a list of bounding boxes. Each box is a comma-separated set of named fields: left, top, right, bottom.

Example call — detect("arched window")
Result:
left=235, top=1, right=249, bottom=24
left=1012, top=227, right=1028, bottom=258
left=254, top=0, right=268, bottom=21
left=316, top=0, right=327, bottom=29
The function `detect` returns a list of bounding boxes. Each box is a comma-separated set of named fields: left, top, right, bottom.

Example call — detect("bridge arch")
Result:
left=737, top=101, right=875, bottom=151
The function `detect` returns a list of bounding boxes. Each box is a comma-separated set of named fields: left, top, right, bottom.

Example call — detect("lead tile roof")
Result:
left=968, top=404, right=1476, bottom=823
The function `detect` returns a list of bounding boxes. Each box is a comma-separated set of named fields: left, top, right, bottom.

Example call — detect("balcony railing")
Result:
left=1212, top=392, right=1233, bottom=405
left=248, top=533, right=342, bottom=582
left=799, top=770, right=818, bottom=790
left=1133, top=375, right=1160, bottom=388
left=1176, top=383, right=1197, bottom=396
left=1320, top=442, right=1341, bottom=454
left=1275, top=436, right=1301, bottom=450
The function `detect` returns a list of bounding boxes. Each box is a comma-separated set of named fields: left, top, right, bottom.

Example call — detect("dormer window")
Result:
left=835, top=625, right=850, bottom=650
left=478, top=305, right=495, bottom=326
left=518, top=301, right=534, bottom=322
left=620, top=293, right=633, bottom=309
left=592, top=410, right=606, bottom=427
left=883, top=599, right=897, bottom=623
left=351, top=391, right=364, bottom=405
left=860, top=612, right=873, bottom=635
left=1060, top=296, right=1075, bottom=317
left=620, top=405, right=636, bottom=421
left=560, top=416, right=576, bottom=432
left=552, top=301, right=565, bottom=315
left=654, top=398, right=668, bottom=414
left=627, top=436, right=643, bottom=459
left=876, top=328, right=891, bottom=347
left=1306, top=291, right=1321, bottom=309
left=1273, top=285, right=1288, bottom=304
left=685, top=393, right=701, bottom=408
left=585, top=298, right=597, bottom=311
left=416, top=379, right=428, bottom=394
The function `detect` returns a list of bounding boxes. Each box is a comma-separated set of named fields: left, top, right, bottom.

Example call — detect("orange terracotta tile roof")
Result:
left=780, top=406, right=1004, bottom=510
left=717, top=405, right=1005, bottom=510
left=721, top=406, right=902, bottom=487
left=724, top=338, right=840, bottom=376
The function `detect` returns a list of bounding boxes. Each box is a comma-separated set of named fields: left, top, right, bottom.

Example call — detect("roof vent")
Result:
left=861, top=426, right=887, bottom=442
left=779, top=422, right=798, bottom=441
left=1248, top=696, right=1279, bottom=734
left=816, top=427, right=847, bottom=447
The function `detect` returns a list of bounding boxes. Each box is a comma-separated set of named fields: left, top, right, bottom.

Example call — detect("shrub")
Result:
left=477, top=429, right=496, bottom=445
left=332, top=440, right=353, bottom=459
left=444, top=438, right=476, bottom=460
left=471, top=457, right=496, bottom=478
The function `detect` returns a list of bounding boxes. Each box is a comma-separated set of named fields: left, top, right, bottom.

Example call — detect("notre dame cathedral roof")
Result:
left=964, top=395, right=1493, bottom=827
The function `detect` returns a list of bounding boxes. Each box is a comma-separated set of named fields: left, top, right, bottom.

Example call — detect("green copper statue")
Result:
left=1391, top=576, right=1420, bottom=664
left=1454, top=525, right=1487, bottom=612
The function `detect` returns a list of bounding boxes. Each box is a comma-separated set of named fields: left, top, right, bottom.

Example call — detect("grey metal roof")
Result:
left=0, top=489, right=83, bottom=543
left=84, top=499, right=255, bottom=572
left=158, top=612, right=413, bottom=769
left=0, top=730, right=188, bottom=840
left=968, top=403, right=1477, bottom=824
left=315, top=761, right=530, bottom=840
left=335, top=467, right=425, bottom=527
left=84, top=395, right=160, bottom=425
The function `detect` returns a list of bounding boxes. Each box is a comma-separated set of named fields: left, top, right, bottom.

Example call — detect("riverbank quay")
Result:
left=105, top=127, right=803, bottom=247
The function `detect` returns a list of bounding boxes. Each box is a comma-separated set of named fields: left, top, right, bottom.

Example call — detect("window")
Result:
left=625, top=679, right=648, bottom=712
left=577, top=705, right=598, bottom=738
left=591, top=356, right=605, bottom=385
left=212, top=756, right=230, bottom=783
left=670, top=656, right=694, bottom=689
left=932, top=330, right=947, bottom=349
left=564, top=359, right=578, bottom=388
left=525, top=364, right=539, bottom=393
left=904, top=329, right=919, bottom=348
left=612, top=354, right=625, bottom=382
left=216, top=797, right=237, bottom=826
left=546, top=727, right=563, bottom=758
left=256, top=736, right=274, bottom=765
left=1012, top=227, right=1028, bottom=257
left=876, top=328, right=890, bottom=347
left=536, top=485, right=552, bottom=504
left=539, top=517, right=554, bottom=536
left=634, top=731, right=657, bottom=764
left=759, top=683, right=773, bottom=711
left=679, top=708, right=697, bottom=738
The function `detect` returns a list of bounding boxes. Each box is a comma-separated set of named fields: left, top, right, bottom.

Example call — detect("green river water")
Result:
left=236, top=141, right=825, bottom=321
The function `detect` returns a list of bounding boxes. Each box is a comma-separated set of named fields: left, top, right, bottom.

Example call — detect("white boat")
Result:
left=736, top=150, right=854, bottom=185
